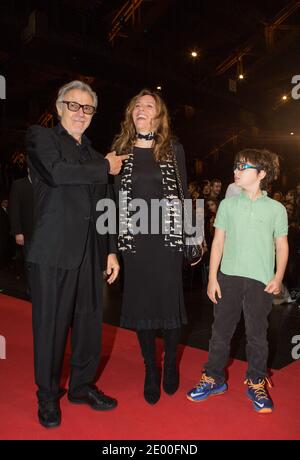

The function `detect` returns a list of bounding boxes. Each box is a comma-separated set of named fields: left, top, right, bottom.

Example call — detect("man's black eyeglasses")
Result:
left=62, top=101, right=96, bottom=115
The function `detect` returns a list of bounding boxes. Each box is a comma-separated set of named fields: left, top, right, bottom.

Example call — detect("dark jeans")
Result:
left=204, top=272, right=273, bottom=383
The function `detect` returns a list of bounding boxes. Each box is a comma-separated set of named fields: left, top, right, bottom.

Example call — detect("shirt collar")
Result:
left=240, top=189, right=267, bottom=201
left=54, top=123, right=91, bottom=146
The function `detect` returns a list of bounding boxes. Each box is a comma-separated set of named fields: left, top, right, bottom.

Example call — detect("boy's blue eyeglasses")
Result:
left=233, top=162, right=261, bottom=172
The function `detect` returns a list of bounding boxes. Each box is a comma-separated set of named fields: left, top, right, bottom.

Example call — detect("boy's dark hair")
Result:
left=235, top=148, right=279, bottom=190
left=211, top=178, right=222, bottom=185
left=206, top=197, right=219, bottom=207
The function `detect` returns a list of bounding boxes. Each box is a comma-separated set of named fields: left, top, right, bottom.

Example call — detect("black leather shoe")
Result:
left=38, top=400, right=61, bottom=429
left=68, top=386, right=118, bottom=411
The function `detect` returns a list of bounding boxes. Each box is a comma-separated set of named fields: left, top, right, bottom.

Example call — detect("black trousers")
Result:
left=28, top=226, right=103, bottom=402
left=204, top=272, right=273, bottom=383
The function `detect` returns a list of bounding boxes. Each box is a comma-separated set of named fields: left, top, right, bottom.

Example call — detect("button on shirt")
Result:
left=76, top=141, right=94, bottom=219
left=76, top=140, right=91, bottom=161
left=74, top=138, right=95, bottom=220
left=56, top=124, right=103, bottom=221
left=214, top=190, right=288, bottom=285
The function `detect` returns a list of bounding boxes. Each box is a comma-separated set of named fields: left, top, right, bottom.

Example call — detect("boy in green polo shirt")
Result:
left=187, top=149, right=288, bottom=413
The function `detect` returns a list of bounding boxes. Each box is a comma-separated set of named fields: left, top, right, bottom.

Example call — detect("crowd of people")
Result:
left=0, top=170, right=34, bottom=293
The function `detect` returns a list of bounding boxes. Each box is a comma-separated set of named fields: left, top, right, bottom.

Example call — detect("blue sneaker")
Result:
left=245, top=378, right=273, bottom=414
left=186, top=373, right=228, bottom=402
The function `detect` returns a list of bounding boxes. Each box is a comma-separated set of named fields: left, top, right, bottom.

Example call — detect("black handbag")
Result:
left=172, top=147, right=203, bottom=266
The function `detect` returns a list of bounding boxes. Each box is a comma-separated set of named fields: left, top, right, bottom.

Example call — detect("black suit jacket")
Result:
left=25, top=124, right=117, bottom=270
left=9, top=177, right=34, bottom=242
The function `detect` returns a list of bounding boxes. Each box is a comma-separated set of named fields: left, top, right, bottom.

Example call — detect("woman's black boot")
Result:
left=137, top=330, right=160, bottom=404
left=162, top=328, right=181, bottom=395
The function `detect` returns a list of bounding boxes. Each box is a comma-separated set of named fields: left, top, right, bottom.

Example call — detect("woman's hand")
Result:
left=106, top=254, right=120, bottom=284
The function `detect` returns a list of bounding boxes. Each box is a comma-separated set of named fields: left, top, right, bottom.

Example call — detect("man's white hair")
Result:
left=56, top=80, right=98, bottom=109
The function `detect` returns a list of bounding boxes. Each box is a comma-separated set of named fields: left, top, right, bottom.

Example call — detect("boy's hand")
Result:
left=264, top=277, right=281, bottom=295
left=207, top=278, right=222, bottom=304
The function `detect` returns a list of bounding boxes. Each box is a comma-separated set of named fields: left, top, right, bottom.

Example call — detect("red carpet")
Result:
left=0, top=293, right=299, bottom=440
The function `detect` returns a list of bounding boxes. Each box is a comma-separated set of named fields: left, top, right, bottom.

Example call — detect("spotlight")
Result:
left=237, top=57, right=244, bottom=81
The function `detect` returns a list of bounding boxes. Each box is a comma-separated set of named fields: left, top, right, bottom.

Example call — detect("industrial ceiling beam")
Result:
left=108, top=0, right=144, bottom=44
left=216, top=0, right=300, bottom=75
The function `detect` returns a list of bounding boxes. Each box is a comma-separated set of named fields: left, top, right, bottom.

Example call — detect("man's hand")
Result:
left=15, top=234, right=24, bottom=246
left=106, top=253, right=120, bottom=284
left=207, top=278, right=222, bottom=304
left=264, top=277, right=281, bottom=295
left=105, top=151, right=129, bottom=175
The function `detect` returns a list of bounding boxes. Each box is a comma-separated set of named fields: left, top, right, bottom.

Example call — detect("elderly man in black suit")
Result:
left=25, top=80, right=127, bottom=428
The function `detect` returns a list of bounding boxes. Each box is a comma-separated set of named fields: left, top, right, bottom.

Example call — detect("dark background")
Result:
left=1, top=0, right=300, bottom=191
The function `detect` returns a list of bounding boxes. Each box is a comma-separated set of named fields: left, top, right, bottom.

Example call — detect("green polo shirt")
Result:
left=214, top=190, right=288, bottom=285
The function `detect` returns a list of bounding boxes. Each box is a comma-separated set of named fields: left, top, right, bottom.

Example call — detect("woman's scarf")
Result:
left=118, top=148, right=183, bottom=254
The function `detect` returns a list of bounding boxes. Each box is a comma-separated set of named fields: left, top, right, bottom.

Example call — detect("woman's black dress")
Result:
left=120, top=146, right=187, bottom=330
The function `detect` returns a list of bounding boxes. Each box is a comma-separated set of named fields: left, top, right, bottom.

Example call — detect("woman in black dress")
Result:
left=113, top=89, right=189, bottom=404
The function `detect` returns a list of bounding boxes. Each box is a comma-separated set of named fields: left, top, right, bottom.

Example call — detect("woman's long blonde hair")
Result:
left=112, top=89, right=173, bottom=162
